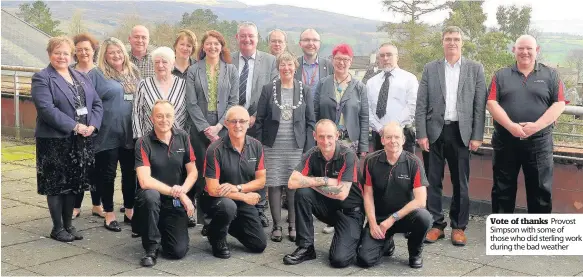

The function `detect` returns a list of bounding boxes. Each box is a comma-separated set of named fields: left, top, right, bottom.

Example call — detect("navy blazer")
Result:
left=31, top=64, right=103, bottom=138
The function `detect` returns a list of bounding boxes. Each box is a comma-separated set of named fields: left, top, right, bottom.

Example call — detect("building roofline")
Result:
left=1, top=8, right=52, bottom=38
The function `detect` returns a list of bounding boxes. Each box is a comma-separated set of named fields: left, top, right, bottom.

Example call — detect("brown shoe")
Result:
left=424, top=228, right=445, bottom=243
left=451, top=229, right=467, bottom=246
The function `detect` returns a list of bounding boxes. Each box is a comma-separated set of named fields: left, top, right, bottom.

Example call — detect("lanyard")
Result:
left=302, top=64, right=319, bottom=86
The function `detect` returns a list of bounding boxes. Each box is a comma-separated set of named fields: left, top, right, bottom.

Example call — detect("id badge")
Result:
left=76, top=107, right=88, bottom=116
left=173, top=199, right=182, bottom=208
left=124, top=94, right=133, bottom=101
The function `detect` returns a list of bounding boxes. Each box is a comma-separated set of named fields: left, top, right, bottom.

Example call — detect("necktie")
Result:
left=376, top=71, right=392, bottom=119
left=239, top=56, right=249, bottom=106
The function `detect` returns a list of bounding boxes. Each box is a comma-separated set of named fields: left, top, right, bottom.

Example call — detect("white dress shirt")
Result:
left=367, top=67, right=419, bottom=132
left=444, top=58, right=461, bottom=121
left=238, top=52, right=256, bottom=109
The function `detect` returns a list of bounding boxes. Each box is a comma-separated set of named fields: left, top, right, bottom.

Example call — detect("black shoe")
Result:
left=259, top=212, right=269, bottom=227
left=104, top=220, right=122, bottom=232
left=124, top=214, right=132, bottom=223
left=409, top=256, right=423, bottom=268
left=404, top=232, right=411, bottom=239
left=140, top=250, right=158, bottom=267
left=188, top=217, right=196, bottom=228
left=211, top=238, right=230, bottom=259
left=201, top=225, right=209, bottom=237
left=283, top=245, right=316, bottom=265
left=383, top=236, right=395, bottom=256
left=50, top=228, right=75, bottom=242
left=271, top=226, right=283, bottom=242
left=65, top=226, right=83, bottom=240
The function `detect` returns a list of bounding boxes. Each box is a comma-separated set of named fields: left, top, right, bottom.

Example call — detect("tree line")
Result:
left=15, top=0, right=580, bottom=85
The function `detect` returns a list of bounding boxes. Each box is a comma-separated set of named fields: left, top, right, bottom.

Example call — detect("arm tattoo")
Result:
left=318, top=184, right=343, bottom=195
left=299, top=176, right=311, bottom=188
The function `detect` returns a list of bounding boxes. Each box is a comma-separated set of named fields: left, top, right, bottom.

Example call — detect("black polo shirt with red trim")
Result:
left=135, top=128, right=196, bottom=187
left=294, top=144, right=362, bottom=209
left=488, top=62, right=566, bottom=136
left=363, top=150, right=428, bottom=221
left=204, top=135, right=265, bottom=188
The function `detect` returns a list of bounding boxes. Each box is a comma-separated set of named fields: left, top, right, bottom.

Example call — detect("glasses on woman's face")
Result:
left=333, top=57, right=351, bottom=64
left=227, top=119, right=249, bottom=125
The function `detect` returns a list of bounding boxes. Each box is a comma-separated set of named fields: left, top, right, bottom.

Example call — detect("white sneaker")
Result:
left=323, top=225, right=335, bottom=234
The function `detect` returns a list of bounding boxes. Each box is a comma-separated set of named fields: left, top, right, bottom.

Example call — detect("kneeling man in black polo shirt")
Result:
left=283, top=119, right=362, bottom=268
left=203, top=105, right=267, bottom=259
left=134, top=100, right=197, bottom=267
left=356, top=122, right=431, bottom=268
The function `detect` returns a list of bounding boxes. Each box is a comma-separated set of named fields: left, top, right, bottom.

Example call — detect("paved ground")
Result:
left=2, top=137, right=583, bottom=276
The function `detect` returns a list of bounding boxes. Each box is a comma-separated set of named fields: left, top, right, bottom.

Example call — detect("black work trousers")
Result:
left=295, top=188, right=365, bottom=268
left=373, top=126, right=416, bottom=154
left=201, top=194, right=267, bottom=253
left=491, top=131, right=554, bottom=213
left=190, top=129, right=212, bottom=225
left=74, top=190, right=100, bottom=209
left=356, top=209, right=432, bottom=267
left=133, top=189, right=189, bottom=258
left=422, top=122, right=470, bottom=230
left=90, top=147, right=136, bottom=212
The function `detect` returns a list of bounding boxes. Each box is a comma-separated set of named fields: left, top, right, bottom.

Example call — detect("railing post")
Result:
left=13, top=72, right=21, bottom=140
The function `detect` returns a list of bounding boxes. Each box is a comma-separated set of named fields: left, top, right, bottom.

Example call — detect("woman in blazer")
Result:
left=184, top=30, right=238, bottom=234
left=255, top=51, right=315, bottom=242
left=31, top=36, right=103, bottom=242
left=314, top=43, right=369, bottom=156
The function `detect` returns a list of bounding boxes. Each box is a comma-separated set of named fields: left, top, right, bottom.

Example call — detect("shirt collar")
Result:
left=224, top=135, right=251, bottom=151
left=131, top=51, right=150, bottom=61
left=149, top=127, right=177, bottom=143
left=316, top=143, right=342, bottom=161
left=511, top=61, right=541, bottom=73
left=379, top=150, right=407, bottom=165
left=303, top=55, right=319, bottom=65
left=444, top=57, right=461, bottom=68
left=240, top=52, right=256, bottom=60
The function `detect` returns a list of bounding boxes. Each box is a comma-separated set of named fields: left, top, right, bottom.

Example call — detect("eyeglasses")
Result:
left=75, top=48, right=93, bottom=53
left=378, top=53, right=394, bottom=58
left=270, top=39, right=285, bottom=44
left=333, top=57, right=351, bottom=63
left=227, top=119, right=249, bottom=125
left=300, top=39, right=320, bottom=43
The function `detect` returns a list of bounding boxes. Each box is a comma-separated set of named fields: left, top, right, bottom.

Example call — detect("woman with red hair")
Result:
left=314, top=43, right=369, bottom=156
left=184, top=30, right=238, bottom=235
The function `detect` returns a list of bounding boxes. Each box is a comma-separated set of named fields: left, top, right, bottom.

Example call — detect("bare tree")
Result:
left=567, top=49, right=583, bottom=83
left=68, top=9, right=87, bottom=36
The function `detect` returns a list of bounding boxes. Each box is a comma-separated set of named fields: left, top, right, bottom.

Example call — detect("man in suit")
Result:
left=294, top=29, right=334, bottom=97
left=415, top=26, right=487, bottom=246
left=232, top=21, right=278, bottom=228
left=268, top=29, right=287, bottom=57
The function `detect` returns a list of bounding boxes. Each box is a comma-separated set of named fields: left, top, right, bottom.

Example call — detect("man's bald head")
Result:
left=129, top=25, right=150, bottom=56
left=513, top=34, right=539, bottom=68
left=380, top=122, right=404, bottom=137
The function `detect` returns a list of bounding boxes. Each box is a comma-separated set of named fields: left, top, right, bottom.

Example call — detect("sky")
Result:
left=236, top=0, right=583, bottom=35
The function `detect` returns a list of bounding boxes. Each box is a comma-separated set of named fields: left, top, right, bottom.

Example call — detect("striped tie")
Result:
left=239, top=56, right=249, bottom=106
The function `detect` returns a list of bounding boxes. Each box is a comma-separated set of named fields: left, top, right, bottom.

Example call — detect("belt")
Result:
left=340, top=206, right=361, bottom=214
left=444, top=120, right=458, bottom=125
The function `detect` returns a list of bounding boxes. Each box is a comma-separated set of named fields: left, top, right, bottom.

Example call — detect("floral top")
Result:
left=206, top=62, right=219, bottom=112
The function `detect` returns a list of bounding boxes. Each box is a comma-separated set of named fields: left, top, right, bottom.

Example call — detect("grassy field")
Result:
left=538, top=34, right=583, bottom=66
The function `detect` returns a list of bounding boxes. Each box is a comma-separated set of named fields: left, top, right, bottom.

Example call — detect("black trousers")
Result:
left=201, top=194, right=267, bottom=253
left=295, top=188, right=365, bottom=268
left=422, top=122, right=470, bottom=230
left=190, top=129, right=212, bottom=225
left=356, top=209, right=432, bottom=267
left=90, top=147, right=136, bottom=212
left=372, top=126, right=416, bottom=153
left=491, top=131, right=554, bottom=213
left=133, top=189, right=189, bottom=258
left=74, top=190, right=100, bottom=209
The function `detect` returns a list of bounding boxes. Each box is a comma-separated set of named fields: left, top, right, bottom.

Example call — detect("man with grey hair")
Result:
left=129, top=25, right=154, bottom=79
left=367, top=43, right=419, bottom=153
left=415, top=26, right=487, bottom=246
left=294, top=28, right=334, bottom=97
left=268, top=29, right=287, bottom=56
left=487, top=35, right=565, bottom=214
left=232, top=21, right=278, bottom=228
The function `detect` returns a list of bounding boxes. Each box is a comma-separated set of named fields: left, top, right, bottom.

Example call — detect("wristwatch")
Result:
left=237, top=185, right=242, bottom=192
left=323, top=176, right=329, bottom=185
left=391, top=212, right=400, bottom=221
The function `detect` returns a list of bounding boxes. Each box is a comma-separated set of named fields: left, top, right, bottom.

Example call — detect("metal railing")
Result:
left=2, top=64, right=583, bottom=155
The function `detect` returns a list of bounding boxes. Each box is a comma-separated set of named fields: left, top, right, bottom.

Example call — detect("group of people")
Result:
left=31, top=20, right=565, bottom=270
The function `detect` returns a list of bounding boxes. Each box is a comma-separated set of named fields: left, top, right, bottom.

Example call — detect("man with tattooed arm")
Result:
left=283, top=119, right=363, bottom=268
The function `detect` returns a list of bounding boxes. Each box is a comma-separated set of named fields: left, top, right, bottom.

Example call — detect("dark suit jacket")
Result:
left=232, top=51, right=278, bottom=115
left=31, top=65, right=103, bottom=138
left=255, top=79, right=316, bottom=152
left=314, top=75, right=369, bottom=153
left=294, top=56, right=334, bottom=83
left=185, top=58, right=239, bottom=136
left=415, top=57, right=487, bottom=146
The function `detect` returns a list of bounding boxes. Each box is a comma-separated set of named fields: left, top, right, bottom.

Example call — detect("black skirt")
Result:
left=36, top=135, right=95, bottom=195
